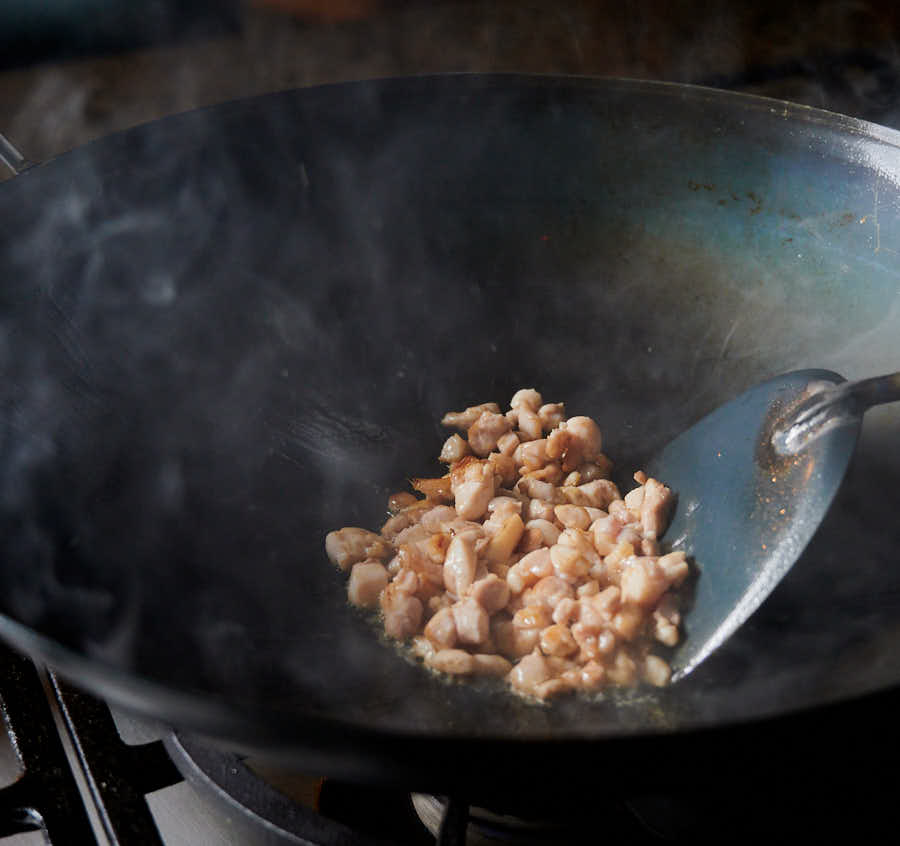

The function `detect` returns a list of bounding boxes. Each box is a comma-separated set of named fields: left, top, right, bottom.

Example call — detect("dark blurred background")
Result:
left=2, top=0, right=900, bottom=179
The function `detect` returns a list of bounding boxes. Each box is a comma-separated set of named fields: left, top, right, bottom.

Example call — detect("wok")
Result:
left=1, top=75, right=899, bottom=797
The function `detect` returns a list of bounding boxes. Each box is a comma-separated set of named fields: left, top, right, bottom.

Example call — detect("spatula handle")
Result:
left=773, top=371, right=900, bottom=455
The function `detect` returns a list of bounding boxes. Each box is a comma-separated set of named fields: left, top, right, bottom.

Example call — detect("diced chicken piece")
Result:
left=537, top=402, right=566, bottom=431
left=426, top=648, right=475, bottom=675
left=524, top=497, right=556, bottom=522
left=563, top=416, right=603, bottom=463
left=410, top=475, right=453, bottom=503
left=554, top=504, right=591, bottom=530
left=623, top=485, right=645, bottom=518
left=578, top=457, right=613, bottom=482
left=487, top=496, right=522, bottom=518
left=419, top=505, right=459, bottom=533
left=469, top=573, right=510, bottom=614
left=513, top=604, right=553, bottom=631
left=452, top=598, right=490, bottom=645
left=520, top=461, right=563, bottom=485
left=634, top=470, right=648, bottom=485
left=606, top=650, right=638, bottom=685
left=640, top=477, right=675, bottom=540
left=607, top=499, right=630, bottom=522
left=381, top=504, right=430, bottom=540
left=468, top=411, right=512, bottom=457
left=471, top=654, right=513, bottom=677
left=424, top=606, right=458, bottom=649
left=641, top=538, right=661, bottom=556
left=550, top=543, right=591, bottom=584
left=516, top=527, right=546, bottom=554
left=560, top=479, right=621, bottom=509
left=516, top=477, right=559, bottom=502
left=653, top=612, right=680, bottom=647
left=326, top=528, right=391, bottom=571
left=517, top=409, right=543, bottom=441
left=552, top=596, right=580, bottom=626
left=451, top=459, right=496, bottom=521
left=540, top=624, right=579, bottom=657
left=380, top=585, right=423, bottom=640
left=611, top=605, right=645, bottom=640
left=580, top=586, right=621, bottom=631
left=347, top=560, right=390, bottom=608
left=642, top=655, right=672, bottom=687
left=576, top=580, right=600, bottom=598
left=439, top=433, right=471, bottom=463
left=620, top=557, right=669, bottom=607
left=576, top=660, right=606, bottom=689
left=526, top=575, right=575, bottom=610
left=507, top=548, right=553, bottom=593
left=515, top=438, right=549, bottom=471
left=393, top=523, right=430, bottom=547
left=524, top=518, right=561, bottom=548
left=496, top=430, right=520, bottom=456
left=388, top=491, right=419, bottom=513
left=510, top=388, right=543, bottom=412
left=443, top=533, right=477, bottom=597
left=556, top=528, right=602, bottom=567
left=507, top=650, right=553, bottom=696
left=658, top=550, right=690, bottom=587
left=616, top=526, right=643, bottom=548
left=485, top=513, right=525, bottom=566
left=441, top=402, right=501, bottom=430
left=492, top=617, right=541, bottom=659
left=486, top=452, right=518, bottom=487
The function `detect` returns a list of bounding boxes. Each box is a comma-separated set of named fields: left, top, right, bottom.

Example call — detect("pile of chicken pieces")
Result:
left=325, top=389, right=688, bottom=700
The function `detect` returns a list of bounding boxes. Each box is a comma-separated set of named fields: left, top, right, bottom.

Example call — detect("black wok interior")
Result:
left=1, top=76, right=899, bottom=783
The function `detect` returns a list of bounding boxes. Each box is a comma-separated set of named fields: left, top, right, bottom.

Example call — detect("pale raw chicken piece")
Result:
left=441, top=402, right=501, bottom=430
left=540, top=624, right=578, bottom=657
left=471, top=654, right=513, bottom=676
left=325, top=528, right=391, bottom=571
left=419, top=505, right=458, bottom=533
left=524, top=497, right=556, bottom=522
left=451, top=460, right=496, bottom=520
left=492, top=618, right=541, bottom=659
left=515, top=438, right=549, bottom=471
left=424, top=606, right=458, bottom=649
left=554, top=504, right=591, bottom=530
left=380, top=585, right=423, bottom=640
left=525, top=575, right=575, bottom=610
left=524, top=518, right=561, bottom=547
left=560, top=479, right=620, bottom=509
left=537, top=402, right=565, bottom=431
left=439, top=433, right=471, bottom=463
left=452, top=598, right=490, bottom=645
left=347, top=560, right=390, bottom=608
left=642, top=655, right=672, bottom=687
left=658, top=550, right=690, bottom=587
left=620, top=557, right=669, bottom=607
left=380, top=506, right=430, bottom=541
left=468, top=573, right=510, bottom=613
left=426, top=649, right=475, bottom=674
left=516, top=477, right=558, bottom=502
left=640, top=477, right=675, bottom=540
left=467, top=411, right=512, bottom=457
left=443, top=533, right=477, bottom=597
left=496, top=430, right=520, bottom=456
left=510, top=388, right=543, bottom=412
left=507, top=650, right=553, bottom=696
left=506, top=548, right=553, bottom=593
left=517, top=409, right=543, bottom=441
left=487, top=496, right=522, bottom=518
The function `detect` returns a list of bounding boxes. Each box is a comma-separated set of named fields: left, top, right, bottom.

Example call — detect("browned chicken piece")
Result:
left=326, top=389, right=689, bottom=702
